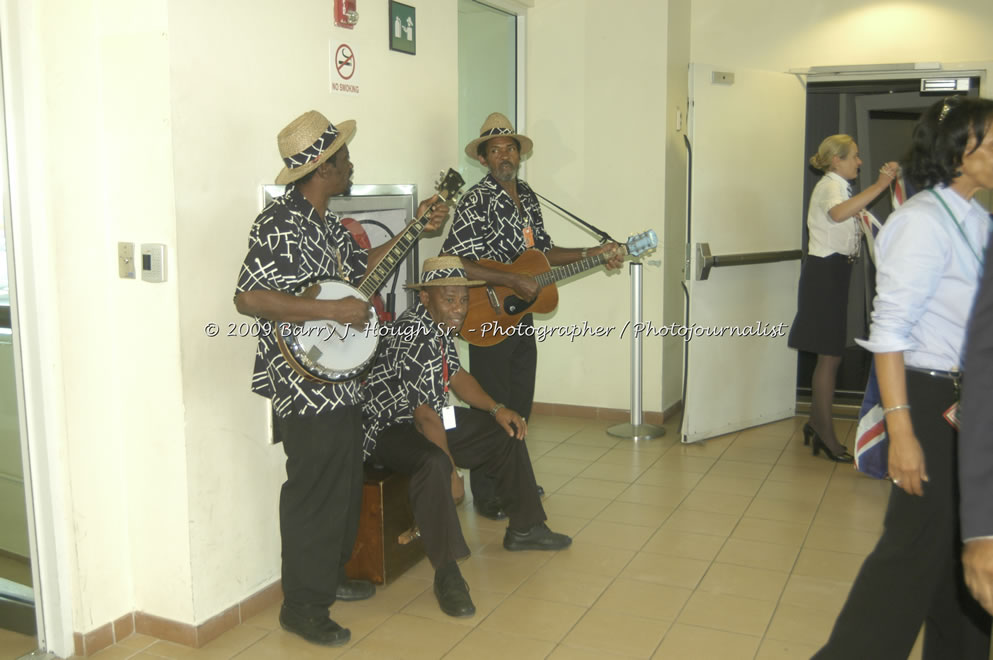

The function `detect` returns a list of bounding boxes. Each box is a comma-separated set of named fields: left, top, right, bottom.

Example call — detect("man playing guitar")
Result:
left=441, top=113, right=623, bottom=519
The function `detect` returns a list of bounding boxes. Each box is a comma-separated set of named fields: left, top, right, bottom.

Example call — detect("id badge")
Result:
left=522, top=225, right=535, bottom=248
left=442, top=405, right=457, bottom=430
left=943, top=402, right=960, bottom=431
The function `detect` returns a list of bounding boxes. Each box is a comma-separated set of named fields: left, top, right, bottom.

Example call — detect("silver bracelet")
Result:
left=489, top=403, right=505, bottom=416
left=883, top=404, right=911, bottom=416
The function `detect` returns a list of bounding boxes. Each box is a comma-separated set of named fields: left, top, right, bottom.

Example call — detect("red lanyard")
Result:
left=440, top=338, right=449, bottom=395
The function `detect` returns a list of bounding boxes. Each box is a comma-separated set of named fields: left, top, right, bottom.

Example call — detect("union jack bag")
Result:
left=854, top=362, right=888, bottom=478
left=854, top=176, right=909, bottom=479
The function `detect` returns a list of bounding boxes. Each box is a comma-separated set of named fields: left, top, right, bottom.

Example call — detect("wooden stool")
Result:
left=344, top=464, right=425, bottom=585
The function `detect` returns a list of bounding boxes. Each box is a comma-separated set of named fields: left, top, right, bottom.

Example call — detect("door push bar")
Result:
left=695, top=242, right=802, bottom=281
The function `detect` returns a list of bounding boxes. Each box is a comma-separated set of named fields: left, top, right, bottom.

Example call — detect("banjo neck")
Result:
left=357, top=212, right=431, bottom=299
left=356, top=168, right=464, bottom=300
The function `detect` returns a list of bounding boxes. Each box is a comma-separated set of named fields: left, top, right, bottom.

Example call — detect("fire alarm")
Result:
left=334, top=0, right=358, bottom=28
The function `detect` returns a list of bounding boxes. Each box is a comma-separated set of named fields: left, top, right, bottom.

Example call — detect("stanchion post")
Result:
left=607, top=261, right=665, bottom=441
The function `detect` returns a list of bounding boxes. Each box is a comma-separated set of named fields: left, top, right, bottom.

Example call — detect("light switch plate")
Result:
left=118, top=242, right=135, bottom=279
left=712, top=71, right=735, bottom=85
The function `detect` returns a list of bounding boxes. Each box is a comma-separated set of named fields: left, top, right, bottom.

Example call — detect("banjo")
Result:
left=276, top=169, right=465, bottom=383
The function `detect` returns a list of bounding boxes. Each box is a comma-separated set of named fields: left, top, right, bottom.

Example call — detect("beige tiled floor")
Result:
left=2, top=413, right=928, bottom=659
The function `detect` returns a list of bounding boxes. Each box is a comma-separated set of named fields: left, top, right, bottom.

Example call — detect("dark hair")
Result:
left=902, top=96, right=993, bottom=190
left=477, top=137, right=521, bottom=158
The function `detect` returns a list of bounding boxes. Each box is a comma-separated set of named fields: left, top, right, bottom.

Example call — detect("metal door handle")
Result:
left=695, top=242, right=802, bottom=281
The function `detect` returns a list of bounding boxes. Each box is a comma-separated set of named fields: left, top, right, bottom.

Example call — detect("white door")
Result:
left=681, top=65, right=806, bottom=443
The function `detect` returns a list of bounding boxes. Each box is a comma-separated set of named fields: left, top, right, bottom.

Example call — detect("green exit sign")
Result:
left=389, top=1, right=416, bottom=55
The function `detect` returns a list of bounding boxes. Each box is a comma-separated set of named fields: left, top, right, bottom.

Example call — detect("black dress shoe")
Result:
left=473, top=497, right=507, bottom=520
left=503, top=523, right=572, bottom=551
left=434, top=573, right=476, bottom=617
left=336, top=579, right=375, bottom=602
left=278, top=604, right=350, bottom=646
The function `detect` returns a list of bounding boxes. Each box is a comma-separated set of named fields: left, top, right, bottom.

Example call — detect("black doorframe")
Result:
left=796, top=77, right=979, bottom=404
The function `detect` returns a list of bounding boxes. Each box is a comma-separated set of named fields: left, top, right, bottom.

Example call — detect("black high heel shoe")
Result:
left=810, top=433, right=854, bottom=463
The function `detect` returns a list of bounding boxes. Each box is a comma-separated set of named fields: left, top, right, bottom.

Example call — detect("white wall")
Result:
left=28, top=0, right=190, bottom=631
left=526, top=0, right=670, bottom=414
left=691, top=0, right=993, bottom=70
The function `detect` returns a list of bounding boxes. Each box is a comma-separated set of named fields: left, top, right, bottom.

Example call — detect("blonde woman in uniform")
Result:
left=788, top=134, right=897, bottom=461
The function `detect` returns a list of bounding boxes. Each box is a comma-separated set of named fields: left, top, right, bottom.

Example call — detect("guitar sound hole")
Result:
left=503, top=295, right=534, bottom=315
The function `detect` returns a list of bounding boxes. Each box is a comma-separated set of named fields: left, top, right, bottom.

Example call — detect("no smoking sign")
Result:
left=330, top=41, right=360, bottom=96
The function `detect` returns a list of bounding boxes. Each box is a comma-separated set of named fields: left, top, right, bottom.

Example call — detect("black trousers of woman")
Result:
left=369, top=407, right=546, bottom=568
left=814, top=371, right=991, bottom=659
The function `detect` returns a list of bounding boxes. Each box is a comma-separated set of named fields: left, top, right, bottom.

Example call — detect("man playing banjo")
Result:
left=234, top=110, right=448, bottom=647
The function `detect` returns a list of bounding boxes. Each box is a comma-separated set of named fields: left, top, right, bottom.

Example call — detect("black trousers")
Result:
left=369, top=407, right=546, bottom=568
left=814, top=371, right=991, bottom=659
left=468, top=314, right=538, bottom=503
left=275, top=405, right=364, bottom=615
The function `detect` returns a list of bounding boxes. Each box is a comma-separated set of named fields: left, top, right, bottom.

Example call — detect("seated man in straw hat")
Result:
left=362, top=256, right=571, bottom=618
left=234, top=110, right=449, bottom=647
left=441, top=112, right=624, bottom=520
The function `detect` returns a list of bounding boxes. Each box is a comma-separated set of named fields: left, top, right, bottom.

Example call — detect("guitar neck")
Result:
left=535, top=247, right=626, bottom=287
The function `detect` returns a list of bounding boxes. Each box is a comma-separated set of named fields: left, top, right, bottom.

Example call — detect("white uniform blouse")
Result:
left=807, top=171, right=860, bottom=258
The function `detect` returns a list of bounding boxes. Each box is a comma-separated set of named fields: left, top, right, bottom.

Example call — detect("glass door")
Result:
left=0, top=32, right=37, bottom=655
left=457, top=0, right=517, bottom=185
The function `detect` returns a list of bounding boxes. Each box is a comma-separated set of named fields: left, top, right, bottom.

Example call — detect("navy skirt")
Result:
left=788, top=253, right=853, bottom=357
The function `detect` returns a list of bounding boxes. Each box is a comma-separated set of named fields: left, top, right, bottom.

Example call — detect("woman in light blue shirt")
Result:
left=816, top=96, right=993, bottom=660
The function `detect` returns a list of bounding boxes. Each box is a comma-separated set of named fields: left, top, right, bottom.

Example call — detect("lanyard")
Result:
left=928, top=189, right=986, bottom=269
left=440, top=337, right=449, bottom=396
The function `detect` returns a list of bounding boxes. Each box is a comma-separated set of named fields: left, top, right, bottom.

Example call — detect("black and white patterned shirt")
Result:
left=441, top=173, right=553, bottom=264
left=361, top=301, right=461, bottom=458
left=235, top=184, right=368, bottom=417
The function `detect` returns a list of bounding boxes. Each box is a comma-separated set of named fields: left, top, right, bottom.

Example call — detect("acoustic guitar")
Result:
left=459, top=230, right=658, bottom=347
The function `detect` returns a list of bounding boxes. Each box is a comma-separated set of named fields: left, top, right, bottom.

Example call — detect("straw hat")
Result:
left=408, top=256, right=484, bottom=290
left=464, top=112, right=533, bottom=159
left=275, top=110, right=356, bottom=185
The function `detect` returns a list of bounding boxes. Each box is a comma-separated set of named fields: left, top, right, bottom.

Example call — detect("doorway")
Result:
left=0, top=30, right=37, bottom=655
left=457, top=0, right=517, bottom=185
left=796, top=77, right=981, bottom=413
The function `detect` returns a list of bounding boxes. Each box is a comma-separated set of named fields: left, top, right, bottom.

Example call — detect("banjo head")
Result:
left=280, top=280, right=380, bottom=382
